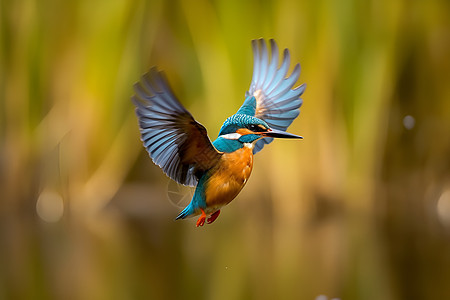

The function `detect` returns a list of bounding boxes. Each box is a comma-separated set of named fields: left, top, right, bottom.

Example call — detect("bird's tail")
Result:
left=175, top=204, right=195, bottom=220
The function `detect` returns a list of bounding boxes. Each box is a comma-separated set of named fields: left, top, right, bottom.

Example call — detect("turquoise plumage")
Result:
left=132, top=39, right=305, bottom=226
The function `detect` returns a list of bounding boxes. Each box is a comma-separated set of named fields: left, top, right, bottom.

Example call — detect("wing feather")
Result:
left=132, top=68, right=222, bottom=186
left=246, top=38, right=305, bottom=154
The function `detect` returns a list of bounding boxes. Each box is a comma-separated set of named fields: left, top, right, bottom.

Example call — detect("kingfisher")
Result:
left=132, top=38, right=305, bottom=227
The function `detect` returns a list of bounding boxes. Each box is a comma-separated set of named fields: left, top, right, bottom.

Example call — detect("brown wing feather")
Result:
left=132, top=68, right=222, bottom=186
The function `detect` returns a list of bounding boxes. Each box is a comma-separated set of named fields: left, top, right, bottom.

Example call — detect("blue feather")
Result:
left=213, top=137, right=243, bottom=153
left=132, top=67, right=221, bottom=186
left=175, top=202, right=196, bottom=220
left=175, top=175, right=208, bottom=219
left=265, top=49, right=290, bottom=95
left=262, top=39, right=279, bottom=91
left=236, top=96, right=257, bottom=116
left=245, top=39, right=305, bottom=154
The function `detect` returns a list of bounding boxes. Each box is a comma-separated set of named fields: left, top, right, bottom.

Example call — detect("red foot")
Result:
left=196, top=209, right=206, bottom=227
left=207, top=210, right=221, bottom=224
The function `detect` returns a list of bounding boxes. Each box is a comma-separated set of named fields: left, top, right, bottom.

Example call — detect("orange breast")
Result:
left=204, top=145, right=254, bottom=209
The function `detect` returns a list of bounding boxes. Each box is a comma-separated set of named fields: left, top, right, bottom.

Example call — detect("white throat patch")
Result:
left=244, top=143, right=254, bottom=149
left=220, top=132, right=241, bottom=140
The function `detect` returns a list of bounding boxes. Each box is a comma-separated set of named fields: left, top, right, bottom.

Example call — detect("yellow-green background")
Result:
left=1, top=0, right=450, bottom=299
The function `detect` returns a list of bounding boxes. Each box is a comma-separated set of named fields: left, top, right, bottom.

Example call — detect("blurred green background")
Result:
left=1, top=0, right=450, bottom=299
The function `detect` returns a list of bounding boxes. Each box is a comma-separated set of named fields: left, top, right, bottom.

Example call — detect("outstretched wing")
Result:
left=132, top=68, right=222, bottom=186
left=245, top=38, right=305, bottom=154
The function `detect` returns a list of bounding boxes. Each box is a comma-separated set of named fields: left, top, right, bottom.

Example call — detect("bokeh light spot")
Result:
left=403, top=115, right=415, bottom=130
left=36, top=190, right=64, bottom=222
left=437, top=188, right=450, bottom=228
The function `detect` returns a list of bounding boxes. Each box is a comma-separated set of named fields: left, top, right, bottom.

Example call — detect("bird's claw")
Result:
left=196, top=209, right=221, bottom=226
left=196, top=209, right=206, bottom=227
left=207, top=210, right=221, bottom=224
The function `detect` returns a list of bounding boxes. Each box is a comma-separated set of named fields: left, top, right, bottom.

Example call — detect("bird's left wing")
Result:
left=132, top=68, right=222, bottom=186
left=245, top=38, right=306, bottom=154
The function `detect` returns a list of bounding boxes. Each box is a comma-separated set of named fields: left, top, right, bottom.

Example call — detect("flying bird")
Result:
left=132, top=39, right=305, bottom=226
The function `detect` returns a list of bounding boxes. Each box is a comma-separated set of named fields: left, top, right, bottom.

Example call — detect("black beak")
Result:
left=262, top=128, right=303, bottom=139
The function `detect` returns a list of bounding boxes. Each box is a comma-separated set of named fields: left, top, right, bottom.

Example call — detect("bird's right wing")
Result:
left=245, top=39, right=305, bottom=154
left=132, top=68, right=222, bottom=186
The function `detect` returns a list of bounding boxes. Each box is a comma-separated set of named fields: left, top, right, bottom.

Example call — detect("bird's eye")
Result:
left=248, top=124, right=267, bottom=132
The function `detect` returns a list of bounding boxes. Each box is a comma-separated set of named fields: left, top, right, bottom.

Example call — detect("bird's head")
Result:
left=218, top=114, right=303, bottom=144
